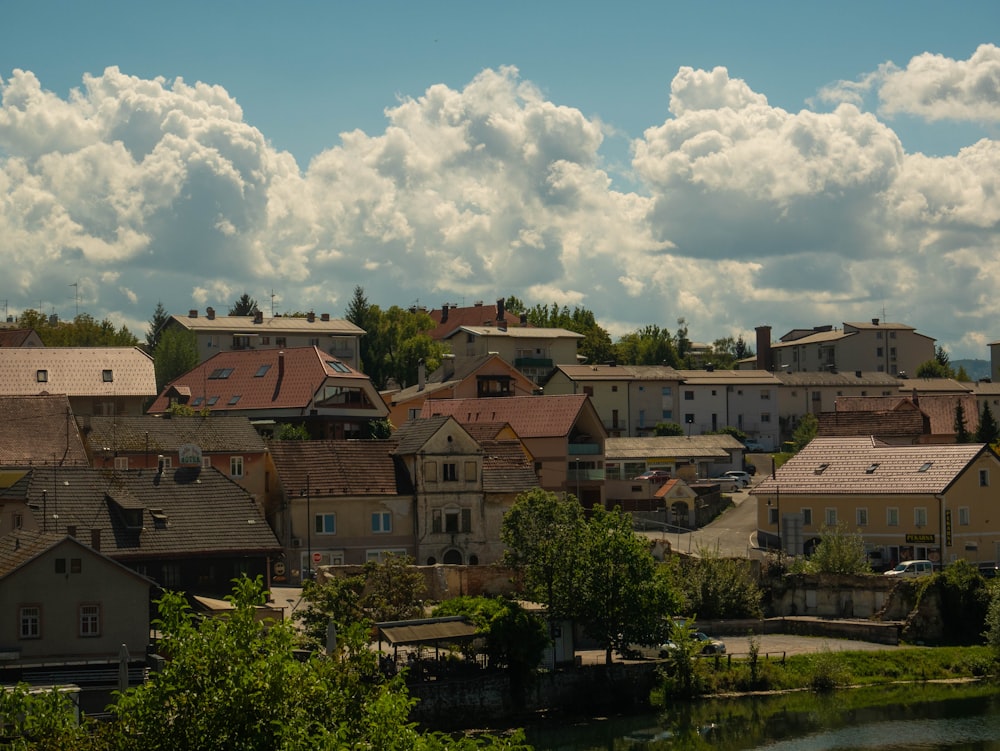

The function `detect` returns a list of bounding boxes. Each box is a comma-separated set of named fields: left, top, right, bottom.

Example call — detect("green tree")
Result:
left=954, top=402, right=972, bottom=443
left=152, top=326, right=199, bottom=393
left=345, top=285, right=379, bottom=377
left=614, top=324, right=679, bottom=367
left=296, top=572, right=368, bottom=650
left=274, top=422, right=311, bottom=440
left=362, top=553, right=427, bottom=623
left=228, top=293, right=259, bottom=316
left=791, top=413, right=818, bottom=452
left=19, top=309, right=139, bottom=347
left=799, top=523, right=871, bottom=574
left=364, top=417, right=394, bottom=439
left=519, top=301, right=615, bottom=365
left=654, top=421, right=685, bottom=436
left=955, top=365, right=972, bottom=382
left=145, top=301, right=170, bottom=352
left=978, top=402, right=1000, bottom=444
left=0, top=683, right=93, bottom=748
left=672, top=551, right=763, bottom=620
left=916, top=358, right=952, bottom=378
left=938, top=559, right=990, bottom=645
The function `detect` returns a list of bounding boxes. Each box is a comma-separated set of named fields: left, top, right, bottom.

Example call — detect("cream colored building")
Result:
left=756, top=436, right=1000, bottom=569
left=441, top=324, right=583, bottom=384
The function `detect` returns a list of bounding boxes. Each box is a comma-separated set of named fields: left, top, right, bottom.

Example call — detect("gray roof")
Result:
left=606, top=435, right=741, bottom=460
left=392, top=415, right=460, bottom=455
left=81, top=415, right=267, bottom=454
left=0, top=395, right=90, bottom=465
left=775, top=371, right=903, bottom=387
left=269, top=439, right=411, bottom=497
left=21, top=466, right=280, bottom=559
left=481, top=440, right=538, bottom=494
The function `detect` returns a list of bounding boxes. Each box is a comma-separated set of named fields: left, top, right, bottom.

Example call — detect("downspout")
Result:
left=937, top=493, right=947, bottom=566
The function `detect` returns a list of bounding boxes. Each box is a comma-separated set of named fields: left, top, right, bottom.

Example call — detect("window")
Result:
left=276, top=337, right=287, bottom=347
left=442, top=463, right=458, bottom=482
left=445, top=510, right=460, bottom=533
left=959, top=507, right=970, bottom=526
left=802, top=508, right=812, bottom=526
left=371, top=512, right=391, bottom=533
left=202, top=456, right=212, bottom=469
left=768, top=507, right=778, bottom=524
left=79, top=604, right=100, bottom=637
left=315, top=513, right=336, bottom=535
left=114, top=456, right=129, bottom=470
left=309, top=337, right=320, bottom=346
left=159, top=456, right=173, bottom=470
left=233, top=335, right=251, bottom=349
left=980, top=470, right=990, bottom=487
left=230, top=456, right=244, bottom=477
left=36, top=370, right=48, bottom=383
left=684, top=390, right=695, bottom=400
left=887, top=507, right=899, bottom=526
left=55, top=558, right=66, bottom=574
left=161, top=563, right=182, bottom=587
left=915, top=507, right=928, bottom=527
left=228, top=394, right=241, bottom=405
left=611, top=385, right=618, bottom=392
left=207, top=396, right=220, bottom=406
left=761, top=389, right=771, bottom=400
left=856, top=508, right=868, bottom=526
left=824, top=508, right=837, bottom=527
left=260, top=337, right=271, bottom=345
left=102, top=369, right=114, bottom=382
left=70, top=558, right=82, bottom=574
left=254, top=364, right=271, bottom=377
left=208, top=367, right=234, bottom=379
left=638, top=410, right=646, bottom=427
left=662, top=410, right=672, bottom=420
left=661, top=386, right=671, bottom=397
left=876, top=347, right=884, bottom=357
left=761, top=412, right=771, bottom=423
left=583, top=386, right=594, bottom=397
left=19, top=606, right=40, bottom=639
left=408, top=408, right=420, bottom=420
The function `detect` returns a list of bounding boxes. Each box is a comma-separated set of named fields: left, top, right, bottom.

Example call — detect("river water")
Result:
left=524, top=682, right=1000, bottom=751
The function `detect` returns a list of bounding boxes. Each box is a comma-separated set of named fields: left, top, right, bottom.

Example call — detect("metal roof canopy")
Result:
left=376, top=616, right=478, bottom=646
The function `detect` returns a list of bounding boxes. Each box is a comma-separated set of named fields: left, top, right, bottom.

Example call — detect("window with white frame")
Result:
left=824, top=508, right=837, bottom=527
left=887, top=507, right=899, bottom=526
left=230, top=455, right=244, bottom=477
left=442, top=463, right=458, bottom=482
left=315, top=513, right=336, bottom=535
left=959, top=507, right=970, bottom=526
left=19, top=605, right=40, bottom=639
left=79, top=604, right=101, bottom=637
left=980, top=470, right=990, bottom=487
left=802, top=508, right=812, bottom=526
left=114, top=456, right=129, bottom=470
left=856, top=508, right=868, bottom=526
left=915, top=507, right=928, bottom=527
left=371, top=512, right=391, bottom=533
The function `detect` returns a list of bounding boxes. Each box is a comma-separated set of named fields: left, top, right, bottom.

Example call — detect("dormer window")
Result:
left=124, top=509, right=143, bottom=529
left=865, top=463, right=880, bottom=474
left=36, top=369, right=48, bottom=383
left=918, top=462, right=933, bottom=473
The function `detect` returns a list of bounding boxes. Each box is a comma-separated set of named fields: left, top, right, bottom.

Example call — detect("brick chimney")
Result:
left=307, top=312, right=315, bottom=323
left=756, top=326, right=772, bottom=371
left=188, top=309, right=198, bottom=318
left=418, top=359, right=426, bottom=391
left=206, top=307, right=215, bottom=320
left=441, top=304, right=449, bottom=324
left=496, top=297, right=506, bottom=321
left=321, top=313, right=330, bottom=321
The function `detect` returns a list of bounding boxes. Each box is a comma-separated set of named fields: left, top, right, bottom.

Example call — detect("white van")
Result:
left=883, top=559, right=934, bottom=577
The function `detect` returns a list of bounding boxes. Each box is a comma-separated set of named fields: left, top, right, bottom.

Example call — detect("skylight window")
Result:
left=228, top=394, right=241, bottom=405
left=865, top=463, right=880, bottom=474
left=327, top=360, right=351, bottom=373
left=918, top=462, right=933, bottom=473
left=207, top=396, right=220, bottom=406
left=254, top=364, right=271, bottom=377
left=208, top=368, right=234, bottom=380
left=192, top=396, right=204, bottom=407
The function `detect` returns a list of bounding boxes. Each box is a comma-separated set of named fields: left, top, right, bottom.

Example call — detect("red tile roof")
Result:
left=0, top=395, right=90, bottom=465
left=427, top=301, right=530, bottom=339
left=421, top=394, right=590, bottom=438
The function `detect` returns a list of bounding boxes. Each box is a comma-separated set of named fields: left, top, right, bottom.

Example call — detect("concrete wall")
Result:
left=317, top=562, right=520, bottom=600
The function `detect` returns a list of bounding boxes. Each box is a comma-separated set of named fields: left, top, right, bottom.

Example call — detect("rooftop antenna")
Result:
left=271, top=289, right=276, bottom=317
left=70, top=282, right=79, bottom=317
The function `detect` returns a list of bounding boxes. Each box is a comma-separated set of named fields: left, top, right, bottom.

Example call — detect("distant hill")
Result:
left=953, top=359, right=990, bottom=381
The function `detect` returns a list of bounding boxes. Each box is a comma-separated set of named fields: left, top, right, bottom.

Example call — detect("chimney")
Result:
left=157, top=455, right=165, bottom=474
left=206, top=307, right=215, bottom=320
left=872, top=318, right=880, bottom=325
left=496, top=297, right=506, bottom=321
left=474, top=300, right=483, bottom=307
left=755, top=326, right=773, bottom=371
left=189, top=309, right=198, bottom=318
left=278, top=351, right=285, bottom=380
left=498, top=320, right=508, bottom=332
left=254, top=311, right=264, bottom=324
left=520, top=313, right=528, bottom=326
left=321, top=313, right=330, bottom=321
left=307, top=312, right=315, bottom=323
left=442, top=353, right=455, bottom=380
left=91, top=529, right=101, bottom=551
left=67, top=524, right=77, bottom=538
left=441, top=304, right=449, bottom=324
left=418, top=359, right=426, bottom=391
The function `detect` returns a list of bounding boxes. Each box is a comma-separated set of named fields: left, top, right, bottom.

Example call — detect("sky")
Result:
left=2, top=1, right=1000, bottom=360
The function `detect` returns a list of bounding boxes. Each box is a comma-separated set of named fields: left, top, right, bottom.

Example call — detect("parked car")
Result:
left=722, top=470, right=751, bottom=487
left=883, top=559, right=934, bottom=577
left=743, top=439, right=765, bottom=452
left=633, top=470, right=671, bottom=481
left=708, top=477, right=743, bottom=492
left=692, top=632, right=726, bottom=654
left=978, top=562, right=999, bottom=578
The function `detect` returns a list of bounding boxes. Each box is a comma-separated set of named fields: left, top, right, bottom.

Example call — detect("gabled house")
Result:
left=426, top=298, right=528, bottom=340
left=0, top=395, right=90, bottom=467
left=393, top=416, right=537, bottom=566
left=387, top=353, right=539, bottom=427
left=673, top=369, right=782, bottom=450
left=421, top=394, right=606, bottom=508
left=833, top=393, right=980, bottom=443
left=166, top=308, right=363, bottom=369
left=755, top=436, right=1000, bottom=568
left=1, top=466, right=281, bottom=597
left=0, top=328, right=44, bottom=347
left=268, top=439, right=413, bottom=581
left=78, top=415, right=269, bottom=501
left=440, top=325, right=583, bottom=385
left=0, top=531, right=151, bottom=704
left=0, top=347, right=156, bottom=417
left=146, top=346, right=389, bottom=440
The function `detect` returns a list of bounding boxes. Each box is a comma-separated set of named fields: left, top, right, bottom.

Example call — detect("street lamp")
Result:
left=300, top=474, right=312, bottom=582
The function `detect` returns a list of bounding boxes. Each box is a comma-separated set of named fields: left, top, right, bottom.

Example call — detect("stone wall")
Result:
left=317, top=562, right=521, bottom=601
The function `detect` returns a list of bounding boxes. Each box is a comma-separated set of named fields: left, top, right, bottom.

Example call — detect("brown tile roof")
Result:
left=146, top=346, right=385, bottom=416
left=421, top=394, right=590, bottom=438
left=481, top=440, right=538, bottom=494
left=461, top=422, right=512, bottom=442
left=776, top=371, right=902, bottom=387
left=427, top=301, right=527, bottom=339
left=170, top=312, right=363, bottom=336
left=835, top=394, right=980, bottom=436
left=552, top=364, right=682, bottom=381
left=0, top=395, right=90, bottom=465
left=392, top=416, right=457, bottom=455
left=21, top=466, right=280, bottom=558
left=391, top=354, right=537, bottom=404
left=0, top=329, right=42, bottom=347
left=80, top=415, right=267, bottom=454
left=817, top=410, right=929, bottom=438
left=269, top=439, right=411, bottom=496
left=0, top=347, right=156, bottom=397
left=755, top=437, right=988, bottom=495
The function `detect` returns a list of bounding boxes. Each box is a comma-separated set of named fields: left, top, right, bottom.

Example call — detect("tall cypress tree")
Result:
left=978, top=402, right=1000, bottom=444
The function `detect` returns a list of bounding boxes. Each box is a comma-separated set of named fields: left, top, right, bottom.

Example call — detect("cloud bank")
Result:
left=1, top=50, right=998, bottom=359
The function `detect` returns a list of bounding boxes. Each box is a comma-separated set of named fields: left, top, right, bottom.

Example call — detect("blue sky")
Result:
left=2, top=1, right=999, bottom=360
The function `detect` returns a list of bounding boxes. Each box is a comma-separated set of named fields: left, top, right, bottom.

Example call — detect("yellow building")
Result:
left=756, top=436, right=1000, bottom=569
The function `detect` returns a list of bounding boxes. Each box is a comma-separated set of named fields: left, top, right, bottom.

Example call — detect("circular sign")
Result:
left=312, top=552, right=322, bottom=563
left=274, top=561, right=286, bottom=576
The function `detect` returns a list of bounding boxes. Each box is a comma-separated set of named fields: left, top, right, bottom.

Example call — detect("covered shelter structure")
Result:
left=375, top=616, right=481, bottom=679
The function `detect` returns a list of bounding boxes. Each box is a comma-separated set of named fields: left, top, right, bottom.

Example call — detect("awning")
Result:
left=377, top=617, right=478, bottom=646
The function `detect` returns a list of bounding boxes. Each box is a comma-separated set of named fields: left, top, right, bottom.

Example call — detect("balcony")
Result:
left=568, top=443, right=601, bottom=455
left=568, top=467, right=606, bottom=482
